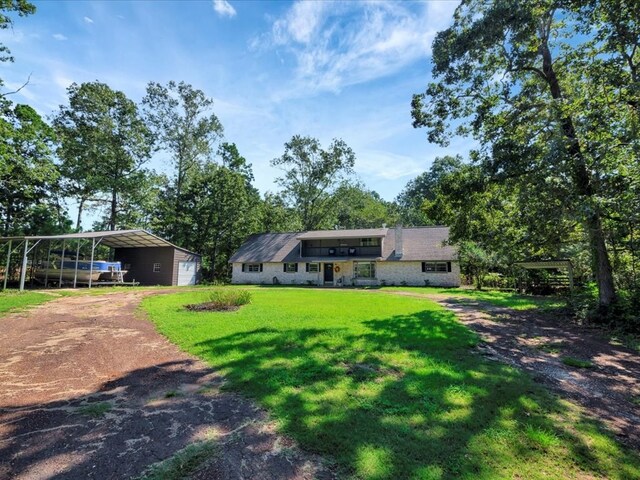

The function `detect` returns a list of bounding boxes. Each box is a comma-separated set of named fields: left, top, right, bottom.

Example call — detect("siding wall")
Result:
left=115, top=247, right=175, bottom=285
left=114, top=247, right=201, bottom=286
left=231, top=260, right=461, bottom=287
left=172, top=250, right=202, bottom=285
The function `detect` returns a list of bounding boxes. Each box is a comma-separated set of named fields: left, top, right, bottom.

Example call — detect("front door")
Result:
left=324, top=263, right=334, bottom=283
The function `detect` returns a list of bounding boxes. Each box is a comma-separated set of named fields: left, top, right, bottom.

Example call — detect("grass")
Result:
left=536, top=342, right=566, bottom=355
left=381, top=286, right=567, bottom=311
left=136, top=441, right=217, bottom=480
left=78, top=401, right=112, bottom=418
left=561, top=357, right=595, bottom=369
left=143, top=288, right=640, bottom=480
left=0, top=289, right=60, bottom=315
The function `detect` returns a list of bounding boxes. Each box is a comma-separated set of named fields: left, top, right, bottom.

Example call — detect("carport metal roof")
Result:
left=513, top=259, right=574, bottom=289
left=0, top=229, right=197, bottom=252
left=0, top=230, right=199, bottom=291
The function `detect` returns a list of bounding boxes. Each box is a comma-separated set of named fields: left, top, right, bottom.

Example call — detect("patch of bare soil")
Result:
left=185, top=302, right=240, bottom=312
left=386, top=291, right=640, bottom=450
left=0, top=291, right=334, bottom=480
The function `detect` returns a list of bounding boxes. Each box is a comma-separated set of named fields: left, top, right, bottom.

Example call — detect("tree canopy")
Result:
left=412, top=0, right=640, bottom=308
left=271, top=135, right=356, bottom=230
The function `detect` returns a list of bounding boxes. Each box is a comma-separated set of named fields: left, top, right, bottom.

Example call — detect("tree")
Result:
left=395, top=155, right=463, bottom=226
left=54, top=81, right=153, bottom=230
left=411, top=0, right=639, bottom=308
left=142, top=81, right=223, bottom=245
left=333, top=182, right=398, bottom=229
left=259, top=192, right=302, bottom=233
left=0, top=102, right=67, bottom=235
left=181, top=161, right=261, bottom=280
left=0, top=0, right=36, bottom=94
left=271, top=135, right=356, bottom=230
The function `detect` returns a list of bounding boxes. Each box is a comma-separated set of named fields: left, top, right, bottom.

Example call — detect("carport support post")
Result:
left=58, top=240, right=66, bottom=287
left=73, top=240, right=80, bottom=288
left=3, top=240, right=11, bottom=291
left=19, top=239, right=29, bottom=291
left=44, top=240, right=52, bottom=287
left=88, top=238, right=95, bottom=288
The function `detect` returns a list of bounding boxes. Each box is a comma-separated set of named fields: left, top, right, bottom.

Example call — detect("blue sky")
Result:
left=1, top=0, right=470, bottom=206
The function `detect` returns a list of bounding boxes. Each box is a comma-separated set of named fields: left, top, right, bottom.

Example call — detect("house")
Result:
left=229, top=226, right=460, bottom=287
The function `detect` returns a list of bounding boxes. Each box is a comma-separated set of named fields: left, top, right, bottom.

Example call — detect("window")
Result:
left=354, top=261, right=376, bottom=279
left=422, top=262, right=450, bottom=273
left=360, top=238, right=379, bottom=247
left=307, top=263, right=319, bottom=273
left=284, top=263, right=298, bottom=273
left=153, top=263, right=161, bottom=272
left=244, top=263, right=262, bottom=273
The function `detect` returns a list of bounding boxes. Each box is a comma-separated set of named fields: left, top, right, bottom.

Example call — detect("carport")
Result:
left=513, top=259, right=574, bottom=292
left=0, top=230, right=201, bottom=291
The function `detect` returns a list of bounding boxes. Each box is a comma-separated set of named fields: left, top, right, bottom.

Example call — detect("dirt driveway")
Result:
left=0, top=291, right=333, bottom=480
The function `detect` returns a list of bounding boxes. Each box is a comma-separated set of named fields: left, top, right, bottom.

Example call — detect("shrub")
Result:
left=186, top=289, right=252, bottom=312
left=208, top=289, right=252, bottom=308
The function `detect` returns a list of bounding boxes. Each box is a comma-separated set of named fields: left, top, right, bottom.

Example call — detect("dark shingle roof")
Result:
left=229, top=227, right=457, bottom=263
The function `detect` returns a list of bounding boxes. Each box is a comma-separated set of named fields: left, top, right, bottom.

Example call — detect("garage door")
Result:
left=177, top=261, right=197, bottom=286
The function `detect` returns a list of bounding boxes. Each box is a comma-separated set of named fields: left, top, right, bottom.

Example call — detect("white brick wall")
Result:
left=231, top=262, right=324, bottom=285
left=231, top=260, right=460, bottom=287
left=376, top=261, right=460, bottom=287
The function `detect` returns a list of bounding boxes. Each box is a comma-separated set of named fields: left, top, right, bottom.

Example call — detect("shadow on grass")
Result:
left=193, top=309, right=639, bottom=479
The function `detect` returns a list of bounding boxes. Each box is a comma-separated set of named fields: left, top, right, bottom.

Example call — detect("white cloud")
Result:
left=52, top=33, right=68, bottom=41
left=273, top=1, right=328, bottom=44
left=262, top=1, right=458, bottom=97
left=212, top=0, right=236, bottom=18
left=83, top=16, right=94, bottom=24
left=356, top=150, right=424, bottom=181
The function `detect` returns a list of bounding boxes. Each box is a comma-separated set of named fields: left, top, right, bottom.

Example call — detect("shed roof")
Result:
left=229, top=226, right=457, bottom=263
left=0, top=230, right=200, bottom=255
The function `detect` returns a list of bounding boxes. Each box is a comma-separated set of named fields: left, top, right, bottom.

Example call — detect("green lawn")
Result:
left=381, top=286, right=567, bottom=311
left=0, top=290, right=58, bottom=315
left=143, top=288, right=639, bottom=480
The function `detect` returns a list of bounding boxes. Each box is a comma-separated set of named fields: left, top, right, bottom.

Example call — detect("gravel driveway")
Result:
left=0, top=291, right=332, bottom=480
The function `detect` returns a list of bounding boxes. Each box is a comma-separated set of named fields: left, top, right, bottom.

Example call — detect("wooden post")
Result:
left=19, top=239, right=29, bottom=291
left=3, top=240, right=11, bottom=291
left=568, top=262, right=575, bottom=292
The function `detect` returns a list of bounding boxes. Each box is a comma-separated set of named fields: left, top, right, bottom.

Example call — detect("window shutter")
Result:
left=259, top=263, right=263, bottom=272
left=242, top=263, right=246, bottom=272
left=421, top=262, right=426, bottom=272
left=283, top=263, right=287, bottom=272
left=447, top=262, right=452, bottom=272
left=295, top=263, right=298, bottom=272
left=306, top=263, right=309, bottom=272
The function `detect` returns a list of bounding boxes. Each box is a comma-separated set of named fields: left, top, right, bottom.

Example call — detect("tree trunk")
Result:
left=76, top=198, right=84, bottom=231
left=538, top=19, right=616, bottom=306
left=110, top=190, right=117, bottom=231
left=587, top=212, right=617, bottom=305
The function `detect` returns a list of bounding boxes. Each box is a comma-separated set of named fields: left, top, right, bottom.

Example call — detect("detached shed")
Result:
left=0, top=230, right=201, bottom=290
